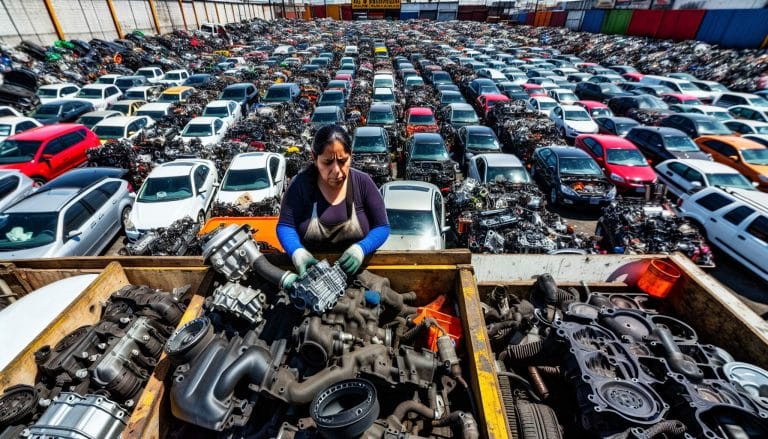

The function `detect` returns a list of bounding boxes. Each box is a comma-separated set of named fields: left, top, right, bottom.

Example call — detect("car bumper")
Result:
left=559, top=192, right=613, bottom=207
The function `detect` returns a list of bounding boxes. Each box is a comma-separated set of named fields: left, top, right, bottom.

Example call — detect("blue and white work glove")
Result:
left=338, top=244, right=364, bottom=275
left=292, top=248, right=318, bottom=277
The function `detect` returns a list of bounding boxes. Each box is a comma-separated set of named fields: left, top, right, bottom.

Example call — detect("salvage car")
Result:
left=594, top=116, right=640, bottom=136
left=126, top=159, right=218, bottom=240
left=403, top=133, right=457, bottom=189
left=74, top=84, right=122, bottom=110
left=530, top=146, right=616, bottom=207
left=466, top=153, right=532, bottom=184
left=626, top=127, right=712, bottom=164
left=574, top=134, right=657, bottom=194
left=550, top=105, right=599, bottom=141
left=32, top=100, right=94, bottom=125
left=36, top=83, right=80, bottom=105
left=656, top=159, right=757, bottom=199
left=0, top=167, right=132, bottom=258
left=75, top=110, right=122, bottom=130
left=696, top=135, right=768, bottom=191
left=0, top=117, right=42, bottom=142
left=178, top=117, right=229, bottom=146
left=659, top=114, right=733, bottom=139
left=0, top=170, right=34, bottom=212
left=455, top=125, right=501, bottom=167
left=91, top=116, right=154, bottom=144
left=202, top=100, right=243, bottom=126
left=379, top=180, right=448, bottom=250
left=214, top=152, right=285, bottom=204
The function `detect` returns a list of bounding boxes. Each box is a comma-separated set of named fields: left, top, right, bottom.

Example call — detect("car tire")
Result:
left=549, top=187, right=558, bottom=206
left=32, top=177, right=46, bottom=188
left=120, top=206, right=132, bottom=232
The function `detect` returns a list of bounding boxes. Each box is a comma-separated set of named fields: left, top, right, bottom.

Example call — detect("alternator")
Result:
left=291, top=260, right=347, bottom=314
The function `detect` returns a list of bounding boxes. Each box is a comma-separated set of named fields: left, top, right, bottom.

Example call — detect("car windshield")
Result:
left=600, top=84, right=621, bottom=93
left=409, top=114, right=436, bottom=125
left=97, top=77, right=115, bottom=84
left=182, top=123, right=212, bottom=136
left=312, top=111, right=340, bottom=123
left=137, top=71, right=155, bottom=78
left=442, top=94, right=463, bottom=104
left=591, top=108, right=612, bottom=118
left=708, top=111, right=732, bottom=122
left=538, top=101, right=557, bottom=110
left=663, top=135, right=700, bottom=152
left=77, top=89, right=103, bottom=98
left=486, top=166, right=530, bottom=183
left=111, top=104, right=130, bottom=114
left=203, top=106, right=230, bottom=117
left=93, top=125, right=125, bottom=139
left=186, top=76, right=207, bottom=84
left=374, top=78, right=394, bottom=88
left=157, top=93, right=180, bottom=102
left=319, top=94, right=343, bottom=104
left=0, top=125, right=11, bottom=136
left=368, top=110, right=395, bottom=124
left=606, top=149, right=648, bottom=166
left=125, top=91, right=145, bottom=100
left=559, top=93, right=578, bottom=101
left=37, top=88, right=59, bottom=97
left=637, top=96, right=668, bottom=109
left=468, top=134, right=499, bottom=150
left=412, top=142, right=449, bottom=160
left=138, top=176, right=192, bottom=202
left=559, top=157, right=603, bottom=175
left=34, top=105, right=61, bottom=117
left=221, top=89, right=244, bottom=99
left=696, top=121, right=731, bottom=135
left=137, top=111, right=165, bottom=120
left=0, top=212, right=58, bottom=250
left=77, top=116, right=102, bottom=128
left=353, top=135, right=387, bottom=153
left=116, top=79, right=137, bottom=88
left=166, top=73, right=182, bottom=80
left=615, top=123, right=637, bottom=135
left=564, top=110, right=591, bottom=121
left=387, top=209, right=436, bottom=237
left=222, top=168, right=270, bottom=191
left=706, top=173, right=755, bottom=190
left=453, top=110, right=478, bottom=123
left=677, top=82, right=699, bottom=92
left=0, top=140, right=41, bottom=163
left=741, top=148, right=768, bottom=165
left=749, top=97, right=768, bottom=106
left=265, top=88, right=289, bottom=100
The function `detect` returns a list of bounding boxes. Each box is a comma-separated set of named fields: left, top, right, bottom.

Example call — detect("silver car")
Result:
left=0, top=170, right=35, bottom=212
left=0, top=168, right=133, bottom=259
left=379, top=181, right=448, bottom=251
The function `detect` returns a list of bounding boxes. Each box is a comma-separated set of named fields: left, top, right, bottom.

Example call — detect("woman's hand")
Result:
left=292, top=248, right=318, bottom=276
left=338, top=244, right=364, bottom=275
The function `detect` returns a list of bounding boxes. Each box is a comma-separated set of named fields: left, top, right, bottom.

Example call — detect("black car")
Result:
left=619, top=83, right=674, bottom=97
left=658, top=114, right=733, bottom=139
left=183, top=73, right=215, bottom=88
left=455, top=125, right=502, bottom=167
left=464, top=78, right=500, bottom=103
left=575, top=82, right=631, bottom=102
left=595, top=117, right=641, bottom=136
left=530, top=146, right=616, bottom=207
left=0, top=69, right=40, bottom=112
left=31, top=100, right=95, bottom=125
left=351, top=126, right=392, bottom=185
left=219, top=83, right=259, bottom=112
left=426, top=70, right=453, bottom=86
left=496, top=82, right=528, bottom=101
left=607, top=94, right=673, bottom=126
left=625, top=127, right=711, bottom=164
left=404, top=133, right=457, bottom=189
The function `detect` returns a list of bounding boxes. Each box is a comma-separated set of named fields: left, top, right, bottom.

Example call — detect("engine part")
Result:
left=122, top=217, right=202, bottom=256
left=310, top=379, right=380, bottom=439
left=22, top=393, right=126, bottom=439
left=0, top=386, right=37, bottom=428
left=723, top=362, right=768, bottom=409
left=290, top=260, right=348, bottom=314
left=207, top=282, right=267, bottom=325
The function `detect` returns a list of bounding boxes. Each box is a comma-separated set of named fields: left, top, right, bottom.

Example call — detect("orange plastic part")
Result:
left=199, top=217, right=284, bottom=253
left=637, top=259, right=681, bottom=299
left=412, top=296, right=462, bottom=352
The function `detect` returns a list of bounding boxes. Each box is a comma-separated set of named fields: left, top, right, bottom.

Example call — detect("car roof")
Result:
left=632, top=126, right=687, bottom=136
left=408, top=107, right=435, bottom=115
left=187, top=116, right=220, bottom=124
left=93, top=116, right=143, bottom=127
left=139, top=102, right=173, bottom=110
left=37, top=167, right=125, bottom=193
left=661, top=158, right=742, bottom=174
left=355, top=126, right=385, bottom=136
left=692, top=187, right=768, bottom=212
left=9, top=123, right=84, bottom=140
left=373, top=87, right=393, bottom=94
left=464, top=125, right=494, bottom=134
left=580, top=134, right=636, bottom=148
left=206, top=100, right=236, bottom=107
left=150, top=161, right=197, bottom=178
left=80, top=110, right=122, bottom=118
left=7, top=188, right=79, bottom=212
left=39, top=99, right=88, bottom=107
left=226, top=83, right=254, bottom=89
left=382, top=181, right=436, bottom=210
left=545, top=146, right=591, bottom=158
left=229, top=152, right=272, bottom=169
left=412, top=133, right=443, bottom=142
left=38, top=83, right=77, bottom=90
left=369, top=103, right=394, bottom=112
left=697, top=135, right=766, bottom=150
left=576, top=100, right=608, bottom=108
left=477, top=153, right=523, bottom=166
left=81, top=84, right=113, bottom=89
left=314, top=105, right=340, bottom=114
left=560, top=104, right=587, bottom=111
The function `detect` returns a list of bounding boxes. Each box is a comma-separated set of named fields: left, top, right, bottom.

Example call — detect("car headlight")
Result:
left=560, top=184, right=577, bottom=196
left=610, top=173, right=625, bottom=183
left=607, top=185, right=617, bottom=199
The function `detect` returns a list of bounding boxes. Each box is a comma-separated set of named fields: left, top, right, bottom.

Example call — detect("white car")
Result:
left=75, top=84, right=122, bottom=110
left=76, top=110, right=123, bottom=129
left=678, top=186, right=768, bottom=282
left=96, top=74, right=121, bottom=85
left=467, top=153, right=533, bottom=184
left=0, top=170, right=35, bottom=211
left=215, top=152, right=286, bottom=204
left=202, top=100, right=242, bottom=126
left=550, top=105, right=599, bottom=140
left=135, top=67, right=165, bottom=84
left=124, top=85, right=163, bottom=102
left=527, top=97, right=558, bottom=117
left=0, top=107, right=22, bottom=118
left=379, top=181, right=448, bottom=251
left=681, top=105, right=732, bottom=122
left=36, top=83, right=80, bottom=105
left=126, top=159, right=218, bottom=240
left=656, top=158, right=757, bottom=199
left=724, top=120, right=768, bottom=136
left=92, top=116, right=154, bottom=144
left=159, top=69, right=190, bottom=87
left=548, top=88, right=579, bottom=105
left=178, top=117, right=228, bottom=146
left=135, top=102, right=174, bottom=121
left=728, top=105, right=768, bottom=123
left=0, top=117, right=42, bottom=141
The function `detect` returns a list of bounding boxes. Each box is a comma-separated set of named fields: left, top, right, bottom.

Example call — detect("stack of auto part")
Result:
left=160, top=225, right=478, bottom=438
left=447, top=179, right=595, bottom=254
left=0, top=285, right=188, bottom=439
left=211, top=196, right=282, bottom=218
left=486, top=101, right=566, bottom=165
left=484, top=274, right=768, bottom=439
left=86, top=139, right=153, bottom=189
left=122, top=216, right=202, bottom=256
left=596, top=199, right=714, bottom=267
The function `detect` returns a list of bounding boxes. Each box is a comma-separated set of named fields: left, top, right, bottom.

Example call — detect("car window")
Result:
left=63, top=200, right=93, bottom=234
left=214, top=119, right=224, bottom=132
left=684, top=168, right=704, bottom=184
left=702, top=140, right=737, bottom=157
left=99, top=181, right=121, bottom=197
left=433, top=192, right=442, bottom=225
left=724, top=206, right=755, bottom=225
left=81, top=187, right=110, bottom=211
left=582, top=138, right=603, bottom=157
left=42, top=138, right=66, bottom=155
left=667, top=162, right=688, bottom=175
left=194, top=166, right=209, bottom=189
left=17, top=122, right=37, bottom=132
left=746, top=216, right=768, bottom=243
left=694, top=193, right=733, bottom=211
left=269, top=156, right=280, bottom=180
left=0, top=175, right=20, bottom=199
left=477, top=158, right=487, bottom=180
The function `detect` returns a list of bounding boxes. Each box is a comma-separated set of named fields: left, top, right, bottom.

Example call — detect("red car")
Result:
left=575, top=134, right=657, bottom=193
left=0, top=124, right=100, bottom=185
left=661, top=93, right=702, bottom=105
left=575, top=100, right=614, bottom=119
left=405, top=107, right=439, bottom=137
left=622, top=72, right=644, bottom=82
left=476, top=93, right=510, bottom=117
left=334, top=73, right=354, bottom=87
left=522, top=84, right=547, bottom=97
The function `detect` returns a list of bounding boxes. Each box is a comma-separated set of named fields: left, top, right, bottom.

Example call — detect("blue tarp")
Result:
left=581, top=10, right=605, bottom=34
left=518, top=13, right=527, bottom=24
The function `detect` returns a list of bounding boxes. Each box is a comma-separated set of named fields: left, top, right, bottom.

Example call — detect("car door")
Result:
left=194, top=165, right=214, bottom=211
left=79, top=185, right=114, bottom=254
left=551, top=106, right=564, bottom=129
left=582, top=137, right=604, bottom=169
left=60, top=199, right=97, bottom=256
left=661, top=162, right=694, bottom=196
left=740, top=214, right=768, bottom=276
left=268, top=155, right=284, bottom=196
left=59, top=129, right=88, bottom=171
left=38, top=136, right=69, bottom=179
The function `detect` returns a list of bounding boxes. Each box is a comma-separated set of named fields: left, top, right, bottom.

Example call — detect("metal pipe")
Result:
left=527, top=366, right=549, bottom=400
left=202, top=0, right=209, bottom=22
left=105, top=0, right=124, bottom=39
left=177, top=0, right=189, bottom=30
left=147, top=0, right=162, bottom=34
left=214, top=1, right=221, bottom=23
left=43, top=0, right=65, bottom=40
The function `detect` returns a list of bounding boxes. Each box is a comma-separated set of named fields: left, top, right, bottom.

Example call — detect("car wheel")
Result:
left=549, top=187, right=558, bottom=206
left=32, top=177, right=46, bottom=188
left=121, top=206, right=132, bottom=231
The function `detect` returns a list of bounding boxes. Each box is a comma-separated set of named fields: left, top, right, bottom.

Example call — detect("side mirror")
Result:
left=66, top=230, right=82, bottom=240
left=40, top=154, right=53, bottom=164
left=212, top=182, right=220, bottom=188
left=690, top=181, right=703, bottom=190
left=728, top=155, right=739, bottom=162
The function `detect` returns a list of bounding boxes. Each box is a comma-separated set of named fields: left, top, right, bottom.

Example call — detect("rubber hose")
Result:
left=499, top=340, right=545, bottom=363
left=213, top=345, right=271, bottom=401
left=432, top=412, right=479, bottom=439
left=486, top=319, right=521, bottom=338
left=645, top=420, right=687, bottom=438
left=401, top=317, right=442, bottom=343
left=392, top=400, right=436, bottom=422
left=536, top=366, right=561, bottom=375
left=252, top=254, right=292, bottom=287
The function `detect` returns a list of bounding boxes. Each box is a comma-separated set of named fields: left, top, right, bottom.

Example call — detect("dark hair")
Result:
left=311, top=124, right=352, bottom=157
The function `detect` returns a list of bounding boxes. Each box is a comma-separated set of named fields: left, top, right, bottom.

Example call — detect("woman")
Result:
left=277, top=124, right=390, bottom=278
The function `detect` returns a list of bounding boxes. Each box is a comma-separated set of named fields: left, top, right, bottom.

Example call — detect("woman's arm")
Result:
left=355, top=172, right=390, bottom=255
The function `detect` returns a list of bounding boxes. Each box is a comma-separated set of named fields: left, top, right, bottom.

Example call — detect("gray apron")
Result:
left=303, top=175, right=364, bottom=253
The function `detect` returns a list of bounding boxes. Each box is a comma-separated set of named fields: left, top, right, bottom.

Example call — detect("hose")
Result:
left=499, top=340, right=545, bottom=363
left=400, top=317, right=444, bottom=344
left=213, top=345, right=271, bottom=401
left=252, top=254, right=293, bottom=287
left=528, top=366, right=549, bottom=400
left=645, top=420, right=687, bottom=438
left=391, top=400, right=437, bottom=422
left=432, top=411, right=480, bottom=439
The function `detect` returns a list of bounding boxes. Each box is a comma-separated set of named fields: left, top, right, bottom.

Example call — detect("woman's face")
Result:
left=315, top=140, right=351, bottom=189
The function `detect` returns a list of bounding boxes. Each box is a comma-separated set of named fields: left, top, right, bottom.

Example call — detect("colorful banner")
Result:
left=351, top=0, right=401, bottom=10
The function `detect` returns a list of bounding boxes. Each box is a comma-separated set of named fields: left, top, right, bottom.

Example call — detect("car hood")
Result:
left=215, top=188, right=271, bottom=204
left=132, top=198, right=197, bottom=230
left=380, top=234, right=442, bottom=251
left=0, top=242, right=57, bottom=259
left=606, top=163, right=657, bottom=182
left=566, top=120, right=598, bottom=132
left=670, top=150, right=710, bottom=161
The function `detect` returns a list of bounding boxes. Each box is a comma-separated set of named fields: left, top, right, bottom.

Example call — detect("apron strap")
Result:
left=344, top=171, right=355, bottom=221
